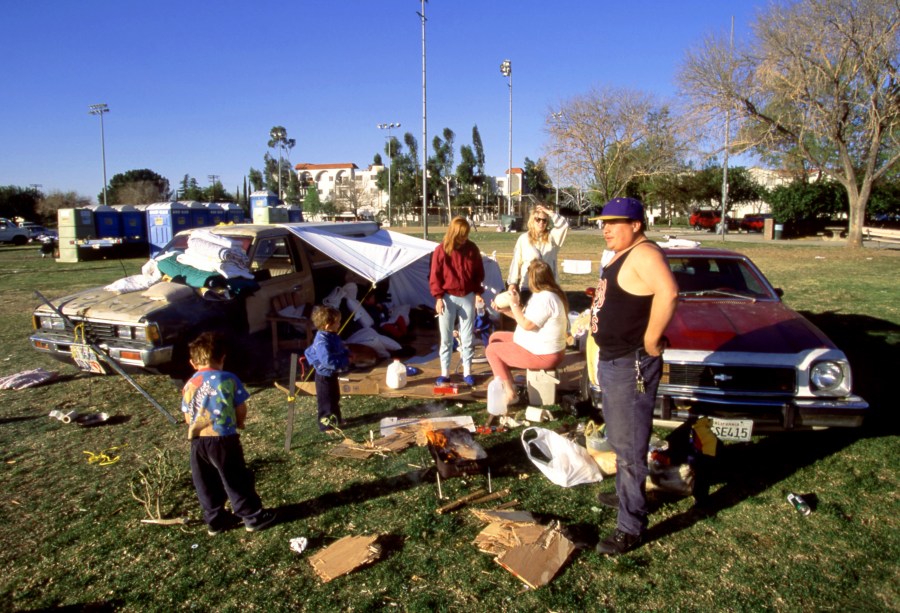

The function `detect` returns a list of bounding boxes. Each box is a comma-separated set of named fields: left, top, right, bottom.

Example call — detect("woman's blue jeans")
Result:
left=438, top=292, right=475, bottom=376
left=597, top=350, right=662, bottom=536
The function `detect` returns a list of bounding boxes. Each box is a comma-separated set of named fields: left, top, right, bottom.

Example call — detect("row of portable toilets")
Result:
left=56, top=192, right=303, bottom=262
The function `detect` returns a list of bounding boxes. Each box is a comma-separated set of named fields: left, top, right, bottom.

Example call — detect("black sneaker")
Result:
left=207, top=514, right=241, bottom=536
left=596, top=529, right=643, bottom=555
left=245, top=509, right=277, bottom=533
left=596, top=492, right=620, bottom=509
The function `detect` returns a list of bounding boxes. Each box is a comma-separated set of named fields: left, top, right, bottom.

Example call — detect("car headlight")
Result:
left=115, top=325, right=134, bottom=339
left=810, top=360, right=849, bottom=394
left=38, top=317, right=66, bottom=331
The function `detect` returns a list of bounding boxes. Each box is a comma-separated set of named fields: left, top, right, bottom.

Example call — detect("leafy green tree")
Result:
left=472, top=125, right=488, bottom=206
left=523, top=157, right=552, bottom=201
left=0, top=186, right=40, bottom=220
left=267, top=126, right=296, bottom=200
left=104, top=169, right=171, bottom=205
left=302, top=187, right=324, bottom=218
left=248, top=168, right=265, bottom=192
left=178, top=175, right=205, bottom=201
left=765, top=180, right=847, bottom=235
left=432, top=128, right=456, bottom=219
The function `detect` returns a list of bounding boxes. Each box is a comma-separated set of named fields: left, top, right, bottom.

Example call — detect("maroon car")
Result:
left=584, top=247, right=868, bottom=439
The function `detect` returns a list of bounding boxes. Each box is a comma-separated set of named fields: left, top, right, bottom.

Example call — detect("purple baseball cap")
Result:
left=598, top=197, right=645, bottom=221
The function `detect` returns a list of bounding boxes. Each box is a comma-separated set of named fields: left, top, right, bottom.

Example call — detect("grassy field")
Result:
left=0, top=231, right=898, bottom=612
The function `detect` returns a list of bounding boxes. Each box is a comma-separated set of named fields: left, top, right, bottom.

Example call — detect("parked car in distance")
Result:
left=0, top=219, right=29, bottom=245
left=20, top=223, right=55, bottom=241
left=689, top=210, right=738, bottom=232
left=582, top=247, right=868, bottom=439
left=739, top=213, right=773, bottom=233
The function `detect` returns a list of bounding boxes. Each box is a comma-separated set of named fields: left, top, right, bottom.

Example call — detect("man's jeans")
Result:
left=597, top=351, right=662, bottom=536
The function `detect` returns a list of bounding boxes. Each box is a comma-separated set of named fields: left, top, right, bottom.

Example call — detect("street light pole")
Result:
left=551, top=111, right=563, bottom=208
left=378, top=122, right=401, bottom=225
left=88, top=103, right=110, bottom=206
left=418, top=0, right=428, bottom=239
left=500, top=59, right=512, bottom=217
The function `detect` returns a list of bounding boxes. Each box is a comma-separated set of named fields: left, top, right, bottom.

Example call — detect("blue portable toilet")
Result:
left=250, top=190, right=278, bottom=210
left=204, top=202, right=226, bottom=226
left=146, top=201, right=191, bottom=256
left=115, top=205, right=147, bottom=243
left=180, top=201, right=210, bottom=229
left=88, top=205, right=121, bottom=240
left=219, top=202, right=245, bottom=223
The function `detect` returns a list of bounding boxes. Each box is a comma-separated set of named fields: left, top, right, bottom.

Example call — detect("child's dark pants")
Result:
left=315, top=373, right=342, bottom=430
left=190, top=434, right=263, bottom=529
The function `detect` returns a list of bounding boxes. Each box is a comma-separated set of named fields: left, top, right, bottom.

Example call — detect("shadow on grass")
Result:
left=273, top=467, right=432, bottom=524
left=646, top=428, right=862, bottom=543
left=798, top=310, right=898, bottom=434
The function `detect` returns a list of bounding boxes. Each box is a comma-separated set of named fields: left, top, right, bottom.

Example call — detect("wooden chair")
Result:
left=267, top=291, right=314, bottom=361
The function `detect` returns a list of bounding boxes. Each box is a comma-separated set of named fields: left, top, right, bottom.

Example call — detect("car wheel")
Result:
left=693, top=224, right=702, bottom=231
left=12, top=235, right=27, bottom=246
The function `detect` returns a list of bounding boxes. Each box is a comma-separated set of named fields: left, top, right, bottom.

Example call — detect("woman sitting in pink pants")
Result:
left=486, top=260, right=569, bottom=406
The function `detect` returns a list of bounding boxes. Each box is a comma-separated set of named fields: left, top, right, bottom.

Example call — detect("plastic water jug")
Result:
left=386, top=359, right=408, bottom=389
left=487, top=378, right=508, bottom=416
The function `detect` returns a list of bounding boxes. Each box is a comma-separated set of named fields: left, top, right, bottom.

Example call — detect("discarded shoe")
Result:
left=596, top=529, right=642, bottom=555
left=245, top=509, right=277, bottom=533
left=596, top=492, right=620, bottom=509
left=463, top=375, right=476, bottom=387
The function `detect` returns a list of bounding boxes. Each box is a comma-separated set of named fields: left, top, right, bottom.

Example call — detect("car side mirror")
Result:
left=775, top=288, right=784, bottom=297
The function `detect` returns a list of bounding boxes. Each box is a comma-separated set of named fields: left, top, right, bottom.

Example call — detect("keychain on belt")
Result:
left=635, top=351, right=646, bottom=394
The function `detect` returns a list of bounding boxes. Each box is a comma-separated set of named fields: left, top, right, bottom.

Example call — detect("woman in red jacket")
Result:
left=429, top=217, right=485, bottom=387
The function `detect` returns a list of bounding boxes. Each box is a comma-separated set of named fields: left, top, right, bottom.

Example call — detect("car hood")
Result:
left=37, top=283, right=198, bottom=324
left=667, top=299, right=835, bottom=353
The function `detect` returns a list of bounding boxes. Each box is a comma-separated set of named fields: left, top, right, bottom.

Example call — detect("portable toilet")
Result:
left=115, top=205, right=147, bottom=243
left=146, top=201, right=191, bottom=256
left=178, top=201, right=209, bottom=229
left=253, top=206, right=289, bottom=224
left=280, top=204, right=303, bottom=223
left=219, top=202, right=245, bottom=224
left=88, top=204, right=121, bottom=240
left=250, top=190, right=278, bottom=210
left=56, top=207, right=95, bottom=262
left=203, top=202, right=226, bottom=226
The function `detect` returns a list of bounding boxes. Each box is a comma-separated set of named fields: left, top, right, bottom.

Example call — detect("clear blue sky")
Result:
left=1, top=1, right=763, bottom=202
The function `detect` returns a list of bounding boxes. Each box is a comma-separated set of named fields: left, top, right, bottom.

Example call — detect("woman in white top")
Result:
left=507, top=203, right=569, bottom=301
left=487, top=260, right=569, bottom=405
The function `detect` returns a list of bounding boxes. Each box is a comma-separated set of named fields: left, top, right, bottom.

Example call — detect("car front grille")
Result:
left=662, top=363, right=795, bottom=394
left=78, top=320, right=117, bottom=341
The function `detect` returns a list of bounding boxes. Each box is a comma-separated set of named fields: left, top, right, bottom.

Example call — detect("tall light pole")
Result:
left=551, top=111, right=563, bottom=208
left=88, top=103, right=110, bottom=206
left=418, top=0, right=428, bottom=238
left=500, top=59, right=512, bottom=217
left=378, top=122, right=401, bottom=226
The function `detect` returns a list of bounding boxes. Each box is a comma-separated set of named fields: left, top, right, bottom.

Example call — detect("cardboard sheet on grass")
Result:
left=308, top=534, right=382, bottom=583
left=471, top=509, right=576, bottom=589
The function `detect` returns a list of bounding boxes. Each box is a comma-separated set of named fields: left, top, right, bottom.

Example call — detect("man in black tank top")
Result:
left=589, top=198, right=678, bottom=555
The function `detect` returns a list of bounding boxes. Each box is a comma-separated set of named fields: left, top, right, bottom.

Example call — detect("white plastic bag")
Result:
left=521, top=427, right=603, bottom=487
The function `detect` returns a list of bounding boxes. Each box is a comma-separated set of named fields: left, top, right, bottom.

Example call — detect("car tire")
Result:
left=693, top=224, right=702, bottom=231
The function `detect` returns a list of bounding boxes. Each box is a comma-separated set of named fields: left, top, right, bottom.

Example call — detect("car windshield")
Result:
left=668, top=256, right=774, bottom=299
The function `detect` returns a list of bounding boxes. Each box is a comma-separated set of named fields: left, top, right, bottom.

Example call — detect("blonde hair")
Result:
left=188, top=331, right=227, bottom=366
left=441, top=216, right=471, bottom=256
left=527, top=260, right=568, bottom=312
left=526, top=206, right=552, bottom=245
left=311, top=305, right=341, bottom=330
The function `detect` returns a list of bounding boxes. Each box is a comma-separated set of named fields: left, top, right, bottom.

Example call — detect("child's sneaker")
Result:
left=245, top=509, right=277, bottom=532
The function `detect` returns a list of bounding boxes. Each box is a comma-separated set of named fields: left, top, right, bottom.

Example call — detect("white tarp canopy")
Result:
left=282, top=224, right=503, bottom=308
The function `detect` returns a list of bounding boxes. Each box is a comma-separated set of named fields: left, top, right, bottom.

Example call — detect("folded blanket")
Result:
left=187, top=234, right=250, bottom=269
left=176, top=252, right=254, bottom=280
